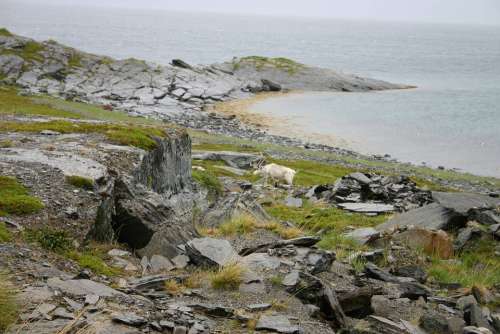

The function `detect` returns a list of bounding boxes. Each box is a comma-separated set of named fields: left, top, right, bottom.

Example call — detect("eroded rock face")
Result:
left=89, top=131, right=203, bottom=259
left=134, top=133, right=192, bottom=194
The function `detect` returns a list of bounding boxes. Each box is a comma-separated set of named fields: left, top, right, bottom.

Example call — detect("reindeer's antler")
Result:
left=255, top=153, right=265, bottom=169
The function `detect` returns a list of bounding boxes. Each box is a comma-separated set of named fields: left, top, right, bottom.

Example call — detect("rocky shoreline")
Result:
left=0, top=31, right=409, bottom=157
left=1, top=29, right=500, bottom=334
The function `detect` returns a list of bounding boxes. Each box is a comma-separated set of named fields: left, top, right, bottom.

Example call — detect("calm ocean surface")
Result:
left=1, top=2, right=499, bottom=177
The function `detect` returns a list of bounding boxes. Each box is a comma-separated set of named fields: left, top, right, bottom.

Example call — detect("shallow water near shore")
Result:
left=1, top=2, right=500, bottom=176
left=250, top=90, right=500, bottom=177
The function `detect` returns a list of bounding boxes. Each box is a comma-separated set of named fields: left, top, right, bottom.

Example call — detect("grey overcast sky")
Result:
left=16, top=0, right=500, bottom=25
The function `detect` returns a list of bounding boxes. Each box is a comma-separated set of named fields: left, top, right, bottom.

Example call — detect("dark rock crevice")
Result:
left=88, top=132, right=204, bottom=259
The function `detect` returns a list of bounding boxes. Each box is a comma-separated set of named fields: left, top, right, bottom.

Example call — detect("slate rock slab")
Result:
left=344, top=227, right=380, bottom=245
left=432, top=192, right=500, bottom=215
left=112, top=313, right=148, bottom=327
left=47, top=278, right=125, bottom=297
left=338, top=202, right=395, bottom=214
left=242, top=253, right=280, bottom=271
left=376, top=203, right=465, bottom=232
left=192, top=150, right=264, bottom=169
left=186, top=237, right=240, bottom=267
left=256, top=315, right=302, bottom=334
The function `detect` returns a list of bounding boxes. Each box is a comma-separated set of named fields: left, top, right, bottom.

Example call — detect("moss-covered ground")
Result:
left=0, top=176, right=44, bottom=216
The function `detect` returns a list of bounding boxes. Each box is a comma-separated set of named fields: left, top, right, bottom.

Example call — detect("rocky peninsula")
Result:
left=1, top=29, right=500, bottom=334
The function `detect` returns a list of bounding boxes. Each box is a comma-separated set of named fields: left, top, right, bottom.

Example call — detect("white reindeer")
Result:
left=253, top=163, right=297, bottom=186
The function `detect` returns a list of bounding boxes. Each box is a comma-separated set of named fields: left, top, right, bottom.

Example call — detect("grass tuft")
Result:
left=211, top=263, right=244, bottom=290
left=66, top=175, right=94, bottom=190
left=269, top=275, right=283, bottom=286
left=184, top=270, right=207, bottom=289
left=0, top=274, right=18, bottom=332
left=164, top=279, right=184, bottom=296
left=0, top=176, right=44, bottom=216
left=217, top=214, right=257, bottom=236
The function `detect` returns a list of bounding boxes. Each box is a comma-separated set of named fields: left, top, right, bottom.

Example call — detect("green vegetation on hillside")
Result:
left=265, top=201, right=387, bottom=257
left=0, top=86, right=157, bottom=123
left=1, top=40, right=45, bottom=63
left=24, top=226, right=122, bottom=277
left=233, top=56, right=305, bottom=74
left=0, top=86, right=175, bottom=150
left=0, top=223, right=12, bottom=243
left=0, top=28, right=13, bottom=37
left=190, top=129, right=500, bottom=190
left=0, top=120, right=166, bottom=150
left=67, top=247, right=122, bottom=277
left=192, top=169, right=223, bottom=200
left=427, top=239, right=500, bottom=288
left=0, top=176, right=44, bottom=216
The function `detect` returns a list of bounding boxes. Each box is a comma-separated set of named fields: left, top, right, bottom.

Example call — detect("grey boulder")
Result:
left=186, top=237, right=240, bottom=267
left=255, top=315, right=302, bottom=334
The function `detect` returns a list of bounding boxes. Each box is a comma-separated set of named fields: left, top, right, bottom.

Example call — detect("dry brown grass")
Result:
left=210, top=263, right=244, bottom=290
left=184, top=270, right=208, bottom=289
left=164, top=279, right=184, bottom=296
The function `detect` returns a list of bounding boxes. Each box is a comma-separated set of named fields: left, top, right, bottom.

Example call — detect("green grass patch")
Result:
left=0, top=86, right=162, bottom=124
left=234, top=56, right=305, bottom=75
left=67, top=248, right=122, bottom=277
left=0, top=223, right=12, bottom=243
left=0, top=274, right=18, bottom=332
left=0, top=28, right=13, bottom=37
left=270, top=158, right=356, bottom=187
left=0, top=139, right=13, bottom=148
left=192, top=169, right=223, bottom=200
left=410, top=176, right=458, bottom=192
left=2, top=40, right=45, bottom=62
left=0, top=86, right=82, bottom=118
left=0, top=176, right=44, bottom=216
left=216, top=214, right=257, bottom=236
left=24, top=227, right=72, bottom=253
left=0, top=119, right=166, bottom=150
left=199, top=213, right=303, bottom=240
left=265, top=201, right=387, bottom=257
left=427, top=239, right=500, bottom=288
left=65, top=175, right=94, bottom=190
